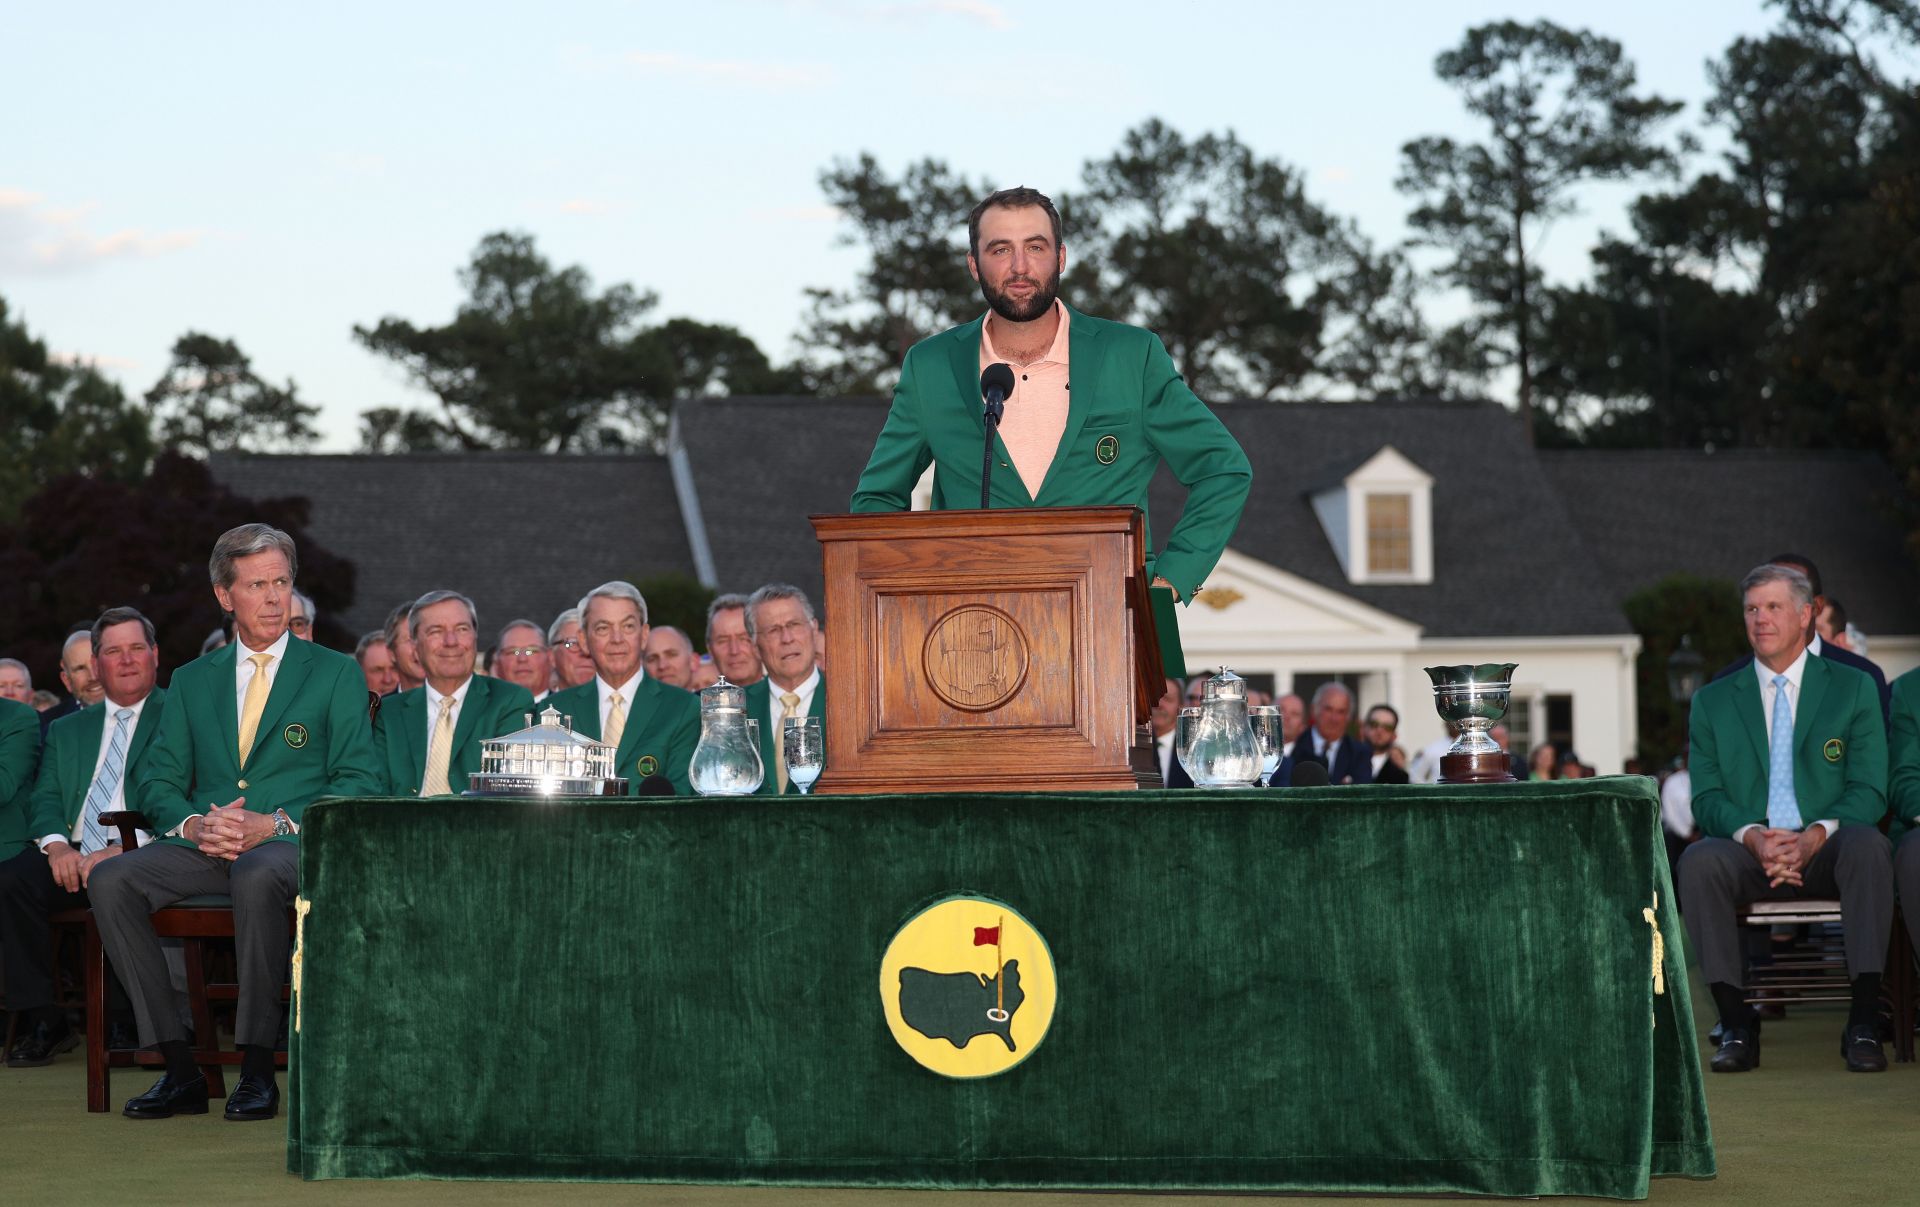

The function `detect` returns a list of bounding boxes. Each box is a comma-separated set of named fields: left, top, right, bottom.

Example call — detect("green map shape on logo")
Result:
left=897, top=960, right=1024, bottom=1052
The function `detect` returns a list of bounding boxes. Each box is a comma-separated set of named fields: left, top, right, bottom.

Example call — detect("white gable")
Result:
left=1184, top=547, right=1423, bottom=655
left=1310, top=444, right=1434, bottom=586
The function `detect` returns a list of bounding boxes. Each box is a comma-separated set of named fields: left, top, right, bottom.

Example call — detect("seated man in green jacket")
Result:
left=742, top=583, right=824, bottom=795
left=1, top=608, right=164, bottom=1066
left=1678, top=563, right=1891, bottom=1075
left=1888, top=669, right=1920, bottom=969
left=90, top=523, right=381, bottom=1122
left=850, top=186, right=1250, bottom=604
left=543, top=581, right=699, bottom=794
left=373, top=590, right=535, bottom=796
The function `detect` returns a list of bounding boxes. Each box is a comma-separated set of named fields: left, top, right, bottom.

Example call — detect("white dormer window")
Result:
left=1310, top=445, right=1433, bottom=585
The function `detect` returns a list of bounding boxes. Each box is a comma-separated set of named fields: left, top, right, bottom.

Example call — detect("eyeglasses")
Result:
left=553, top=638, right=583, bottom=652
left=501, top=645, right=546, bottom=657
left=1365, top=719, right=1396, bottom=732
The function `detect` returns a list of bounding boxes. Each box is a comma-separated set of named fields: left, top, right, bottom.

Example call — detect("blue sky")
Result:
left=2, top=1, right=1778, bottom=447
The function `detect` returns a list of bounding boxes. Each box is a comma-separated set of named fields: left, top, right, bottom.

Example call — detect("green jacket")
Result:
left=1687, top=654, right=1888, bottom=838
left=0, top=698, right=42, bottom=863
left=743, top=675, right=825, bottom=796
left=135, top=638, right=381, bottom=844
left=849, top=305, right=1252, bottom=601
left=373, top=675, right=537, bottom=797
left=27, top=690, right=168, bottom=843
left=543, top=675, right=700, bottom=796
left=1888, top=668, right=1920, bottom=835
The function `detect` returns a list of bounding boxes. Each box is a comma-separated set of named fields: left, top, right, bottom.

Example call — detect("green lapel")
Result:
left=61, top=707, right=107, bottom=829
left=124, top=688, right=166, bottom=770
left=246, top=637, right=314, bottom=770
left=1794, top=654, right=1831, bottom=755
left=615, top=676, right=663, bottom=771
left=393, top=688, right=427, bottom=784
left=1729, top=661, right=1767, bottom=771
left=1033, top=306, right=1106, bottom=504
left=209, top=643, right=240, bottom=765
left=942, top=315, right=1031, bottom=507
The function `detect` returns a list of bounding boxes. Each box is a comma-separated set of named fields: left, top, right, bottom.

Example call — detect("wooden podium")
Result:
left=809, top=506, right=1166, bottom=794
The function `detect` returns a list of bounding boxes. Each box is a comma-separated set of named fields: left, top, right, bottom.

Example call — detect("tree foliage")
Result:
left=0, top=296, right=155, bottom=524
left=0, top=451, right=356, bottom=686
left=1397, top=20, right=1686, bottom=443
left=1622, top=574, right=1750, bottom=766
left=145, top=332, right=320, bottom=457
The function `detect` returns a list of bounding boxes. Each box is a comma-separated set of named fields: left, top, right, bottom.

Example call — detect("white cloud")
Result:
left=51, top=349, right=143, bottom=373
left=623, top=51, right=833, bottom=91
left=0, top=186, right=202, bottom=276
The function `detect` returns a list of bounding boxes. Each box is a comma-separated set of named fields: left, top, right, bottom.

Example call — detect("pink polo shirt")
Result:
left=980, top=300, right=1070, bottom=499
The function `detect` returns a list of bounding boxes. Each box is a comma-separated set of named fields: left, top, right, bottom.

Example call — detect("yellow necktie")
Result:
left=422, top=696, right=455, bottom=796
left=777, top=692, right=801, bottom=793
left=604, top=690, right=626, bottom=752
left=237, top=652, right=274, bottom=764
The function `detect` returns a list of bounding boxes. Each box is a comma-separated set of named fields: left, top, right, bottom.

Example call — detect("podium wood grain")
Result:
left=811, top=507, right=1164, bottom=794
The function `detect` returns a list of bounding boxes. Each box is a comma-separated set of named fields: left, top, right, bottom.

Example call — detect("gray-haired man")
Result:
left=542, top=582, right=699, bottom=794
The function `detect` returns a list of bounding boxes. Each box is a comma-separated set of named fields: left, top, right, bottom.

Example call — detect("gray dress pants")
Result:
left=1677, top=825, right=1893, bottom=987
left=1894, top=830, right=1920, bottom=962
left=88, top=840, right=297, bottom=1048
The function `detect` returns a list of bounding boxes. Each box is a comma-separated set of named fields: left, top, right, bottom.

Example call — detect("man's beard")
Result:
left=981, top=264, right=1062, bottom=323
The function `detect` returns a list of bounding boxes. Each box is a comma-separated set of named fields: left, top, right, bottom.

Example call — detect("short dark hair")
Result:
left=1365, top=703, right=1399, bottom=728
left=1767, top=553, right=1822, bottom=599
left=1825, top=597, right=1849, bottom=631
left=968, top=187, right=1063, bottom=260
left=91, top=607, right=156, bottom=655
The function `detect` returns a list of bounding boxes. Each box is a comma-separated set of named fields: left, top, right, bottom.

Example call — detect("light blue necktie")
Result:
left=1766, top=675, right=1802, bottom=830
left=79, top=708, right=134, bottom=855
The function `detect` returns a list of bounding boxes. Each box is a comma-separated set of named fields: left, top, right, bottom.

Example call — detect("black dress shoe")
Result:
left=1710, top=1026, right=1760, bottom=1072
left=224, top=1073, right=280, bottom=1121
left=6, top=1019, right=79, bottom=1067
left=123, top=1072, right=209, bottom=1118
left=1842, top=1022, right=1888, bottom=1072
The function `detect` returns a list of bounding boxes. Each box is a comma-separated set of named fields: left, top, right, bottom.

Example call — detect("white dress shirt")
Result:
left=423, top=676, right=474, bottom=746
left=177, top=628, right=295, bottom=839
left=1156, top=729, right=1177, bottom=783
left=764, top=668, right=821, bottom=739
left=1734, top=645, right=1836, bottom=839
left=38, top=693, right=153, bottom=852
left=596, top=670, right=647, bottom=737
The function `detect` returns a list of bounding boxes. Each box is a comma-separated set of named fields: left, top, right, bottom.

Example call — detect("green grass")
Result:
left=2, top=970, right=1912, bottom=1206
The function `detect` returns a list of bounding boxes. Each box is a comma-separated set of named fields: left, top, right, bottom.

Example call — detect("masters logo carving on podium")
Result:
left=879, top=896, right=1057, bottom=1078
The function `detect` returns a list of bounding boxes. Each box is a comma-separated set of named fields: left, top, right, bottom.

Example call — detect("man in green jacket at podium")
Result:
left=742, top=584, right=824, bottom=795
left=1678, top=563, right=1891, bottom=1075
left=372, top=590, right=536, bottom=796
left=850, top=186, right=1251, bottom=603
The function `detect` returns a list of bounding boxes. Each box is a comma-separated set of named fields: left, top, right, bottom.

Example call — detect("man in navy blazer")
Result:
left=1291, top=683, right=1373, bottom=785
left=1713, top=554, right=1890, bottom=725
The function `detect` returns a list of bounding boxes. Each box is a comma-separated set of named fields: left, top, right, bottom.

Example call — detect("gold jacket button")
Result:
left=237, top=779, right=249, bottom=790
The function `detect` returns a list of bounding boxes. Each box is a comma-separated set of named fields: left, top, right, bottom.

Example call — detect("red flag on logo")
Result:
left=973, top=926, right=1000, bottom=946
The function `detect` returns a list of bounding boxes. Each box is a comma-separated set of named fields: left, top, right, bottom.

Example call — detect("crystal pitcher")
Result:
left=689, top=677, right=764, bottom=796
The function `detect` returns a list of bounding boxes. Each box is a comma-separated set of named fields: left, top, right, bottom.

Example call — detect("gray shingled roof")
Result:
left=1541, top=449, right=1920, bottom=635
left=672, top=396, right=894, bottom=609
left=209, top=452, right=694, bottom=640
left=1144, top=399, right=1632, bottom=637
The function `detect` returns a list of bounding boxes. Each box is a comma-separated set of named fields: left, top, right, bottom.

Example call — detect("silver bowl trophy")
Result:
left=468, top=705, right=628, bottom=797
left=1424, top=663, right=1518, bottom=784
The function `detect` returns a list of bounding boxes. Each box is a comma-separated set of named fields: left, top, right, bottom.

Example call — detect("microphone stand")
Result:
left=980, top=390, right=1005, bottom=509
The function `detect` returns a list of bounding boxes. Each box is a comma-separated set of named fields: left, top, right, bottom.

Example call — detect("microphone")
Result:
left=1287, top=760, right=1330, bottom=789
left=979, top=362, right=1015, bottom=508
left=635, top=774, right=676, bottom=797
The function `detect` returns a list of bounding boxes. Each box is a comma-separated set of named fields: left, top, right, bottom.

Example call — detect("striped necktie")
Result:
left=422, top=695, right=455, bottom=796
left=237, top=652, right=274, bottom=763
left=604, top=690, right=626, bottom=752
left=1766, top=674, right=1803, bottom=829
left=79, top=708, right=135, bottom=855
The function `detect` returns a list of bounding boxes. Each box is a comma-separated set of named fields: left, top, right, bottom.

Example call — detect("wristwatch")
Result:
left=270, top=810, right=294, bottom=838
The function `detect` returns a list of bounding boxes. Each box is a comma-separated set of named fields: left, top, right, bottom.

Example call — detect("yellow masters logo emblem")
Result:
left=879, top=897, right=1057, bottom=1078
left=1824, top=738, right=1844, bottom=763
left=636, top=754, right=659, bottom=777
left=1095, top=434, right=1119, bottom=464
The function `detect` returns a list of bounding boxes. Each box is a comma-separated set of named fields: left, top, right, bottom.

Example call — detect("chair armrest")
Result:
left=96, top=811, right=151, bottom=849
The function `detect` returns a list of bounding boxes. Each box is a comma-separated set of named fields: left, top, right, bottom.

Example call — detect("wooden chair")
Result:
left=81, top=691, right=379, bottom=1111
left=1737, top=898, right=1917, bottom=1062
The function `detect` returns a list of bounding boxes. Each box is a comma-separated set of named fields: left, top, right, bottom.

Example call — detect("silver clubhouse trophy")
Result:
left=1424, top=663, right=1519, bottom=784
left=468, top=705, right=628, bottom=797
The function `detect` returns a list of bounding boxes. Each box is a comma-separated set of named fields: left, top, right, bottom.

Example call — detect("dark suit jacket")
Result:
left=1155, top=732, right=1194, bottom=789
left=1294, top=732, right=1375, bottom=785
left=37, top=695, right=80, bottom=736
left=1716, top=640, right=1890, bottom=727
left=373, top=675, right=537, bottom=796
left=135, top=637, right=381, bottom=844
left=744, top=676, right=826, bottom=795
left=27, top=691, right=167, bottom=842
left=1372, top=753, right=1411, bottom=786
left=543, top=674, right=700, bottom=796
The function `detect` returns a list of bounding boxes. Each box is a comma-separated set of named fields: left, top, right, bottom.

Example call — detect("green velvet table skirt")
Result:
left=285, top=778, right=1714, bottom=1197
